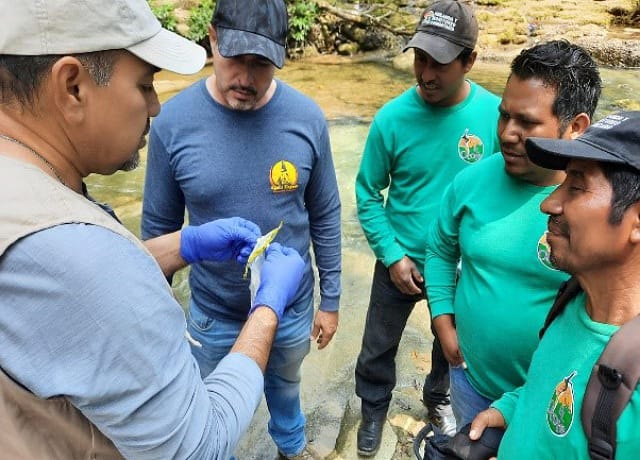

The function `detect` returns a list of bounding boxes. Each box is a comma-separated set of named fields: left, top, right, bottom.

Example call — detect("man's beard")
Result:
left=120, top=150, right=140, bottom=172
left=227, top=85, right=258, bottom=111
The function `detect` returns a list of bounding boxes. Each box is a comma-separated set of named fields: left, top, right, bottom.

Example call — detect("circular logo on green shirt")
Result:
left=458, top=129, right=484, bottom=163
left=537, top=232, right=558, bottom=270
left=546, top=371, right=577, bottom=436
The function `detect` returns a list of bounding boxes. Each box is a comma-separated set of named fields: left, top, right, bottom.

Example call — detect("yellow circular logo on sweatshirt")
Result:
left=270, top=160, right=299, bottom=193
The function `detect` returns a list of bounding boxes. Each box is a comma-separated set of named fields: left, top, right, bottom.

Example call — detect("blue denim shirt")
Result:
left=0, top=224, right=263, bottom=459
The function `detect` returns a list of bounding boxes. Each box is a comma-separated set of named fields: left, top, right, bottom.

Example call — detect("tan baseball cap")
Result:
left=0, top=0, right=206, bottom=75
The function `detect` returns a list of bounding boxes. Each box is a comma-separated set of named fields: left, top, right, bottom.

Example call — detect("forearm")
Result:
left=432, top=313, right=456, bottom=339
left=425, top=189, right=461, bottom=316
left=310, top=214, right=342, bottom=312
left=230, top=307, right=279, bottom=373
left=143, top=231, right=188, bottom=277
left=432, top=313, right=464, bottom=365
left=356, top=125, right=404, bottom=266
left=307, top=131, right=342, bottom=311
left=196, top=353, right=265, bottom=459
left=356, top=193, right=404, bottom=266
left=425, top=248, right=458, bottom=316
left=490, top=386, right=522, bottom=426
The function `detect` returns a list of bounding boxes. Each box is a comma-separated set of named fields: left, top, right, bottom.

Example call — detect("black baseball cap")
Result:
left=403, top=0, right=478, bottom=64
left=212, top=0, right=288, bottom=68
left=526, top=111, right=640, bottom=171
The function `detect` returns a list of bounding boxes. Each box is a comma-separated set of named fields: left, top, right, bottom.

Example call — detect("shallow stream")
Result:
left=85, top=56, right=640, bottom=459
left=87, top=58, right=640, bottom=306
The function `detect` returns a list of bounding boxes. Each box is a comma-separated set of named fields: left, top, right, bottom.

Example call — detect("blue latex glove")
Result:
left=180, top=217, right=261, bottom=264
left=249, top=242, right=305, bottom=321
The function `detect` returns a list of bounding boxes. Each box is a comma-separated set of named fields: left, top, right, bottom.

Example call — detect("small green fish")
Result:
left=243, top=220, right=284, bottom=279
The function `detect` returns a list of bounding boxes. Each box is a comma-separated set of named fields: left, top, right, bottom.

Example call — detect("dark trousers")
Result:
left=355, top=261, right=450, bottom=421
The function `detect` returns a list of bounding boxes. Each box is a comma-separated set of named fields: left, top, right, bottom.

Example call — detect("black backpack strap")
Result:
left=539, top=277, right=582, bottom=339
left=581, top=315, right=640, bottom=460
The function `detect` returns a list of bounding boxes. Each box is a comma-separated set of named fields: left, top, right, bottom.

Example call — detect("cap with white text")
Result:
left=526, top=111, right=640, bottom=171
left=403, top=0, right=478, bottom=64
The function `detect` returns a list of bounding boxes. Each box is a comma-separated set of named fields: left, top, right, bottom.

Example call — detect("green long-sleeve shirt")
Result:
left=356, top=82, right=500, bottom=272
left=493, top=293, right=640, bottom=459
left=426, top=154, right=568, bottom=400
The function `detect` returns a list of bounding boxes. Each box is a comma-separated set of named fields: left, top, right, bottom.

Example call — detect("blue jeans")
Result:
left=449, top=365, right=492, bottom=430
left=187, top=296, right=313, bottom=457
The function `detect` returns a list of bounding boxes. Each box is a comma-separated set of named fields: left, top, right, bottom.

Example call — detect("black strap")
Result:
left=582, top=315, right=640, bottom=460
left=539, top=277, right=582, bottom=339
left=540, top=278, right=640, bottom=459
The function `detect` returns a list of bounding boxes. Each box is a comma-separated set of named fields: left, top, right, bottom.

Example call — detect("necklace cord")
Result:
left=0, top=134, right=66, bottom=186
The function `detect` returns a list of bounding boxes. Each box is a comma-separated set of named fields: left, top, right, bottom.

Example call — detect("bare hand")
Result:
left=389, top=256, right=423, bottom=295
left=310, top=310, right=339, bottom=349
left=469, top=408, right=506, bottom=445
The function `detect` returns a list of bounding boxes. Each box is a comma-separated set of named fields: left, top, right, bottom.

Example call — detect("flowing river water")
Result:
left=86, top=58, right=640, bottom=459
left=88, top=58, right=640, bottom=305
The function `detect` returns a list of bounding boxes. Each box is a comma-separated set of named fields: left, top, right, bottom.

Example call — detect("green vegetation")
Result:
left=148, top=0, right=319, bottom=48
left=287, top=1, right=319, bottom=46
left=186, top=0, right=215, bottom=42
left=148, top=1, right=178, bottom=32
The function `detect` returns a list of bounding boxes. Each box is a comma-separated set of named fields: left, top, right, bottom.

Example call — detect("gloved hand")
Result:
left=249, top=242, right=305, bottom=321
left=180, top=217, right=261, bottom=264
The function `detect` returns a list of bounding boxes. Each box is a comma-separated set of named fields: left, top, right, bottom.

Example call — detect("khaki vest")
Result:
left=0, top=155, right=159, bottom=459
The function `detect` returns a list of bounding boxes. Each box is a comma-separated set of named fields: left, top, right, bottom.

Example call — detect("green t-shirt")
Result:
left=356, top=81, right=500, bottom=272
left=426, top=154, right=568, bottom=400
left=494, top=293, right=640, bottom=459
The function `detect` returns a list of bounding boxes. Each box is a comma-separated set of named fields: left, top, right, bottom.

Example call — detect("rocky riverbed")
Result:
left=294, top=0, right=640, bottom=68
left=162, top=0, right=640, bottom=67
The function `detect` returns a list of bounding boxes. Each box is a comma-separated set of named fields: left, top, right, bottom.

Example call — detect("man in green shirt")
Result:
left=470, top=111, right=640, bottom=458
left=354, top=0, right=500, bottom=455
left=426, top=40, right=601, bottom=432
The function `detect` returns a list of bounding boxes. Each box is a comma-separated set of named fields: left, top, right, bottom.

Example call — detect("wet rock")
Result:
left=338, top=42, right=361, bottom=56
left=579, top=38, right=640, bottom=67
left=342, top=23, right=367, bottom=44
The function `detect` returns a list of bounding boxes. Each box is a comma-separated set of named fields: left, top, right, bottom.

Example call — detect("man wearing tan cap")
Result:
left=354, top=0, right=500, bottom=455
left=0, top=0, right=305, bottom=458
